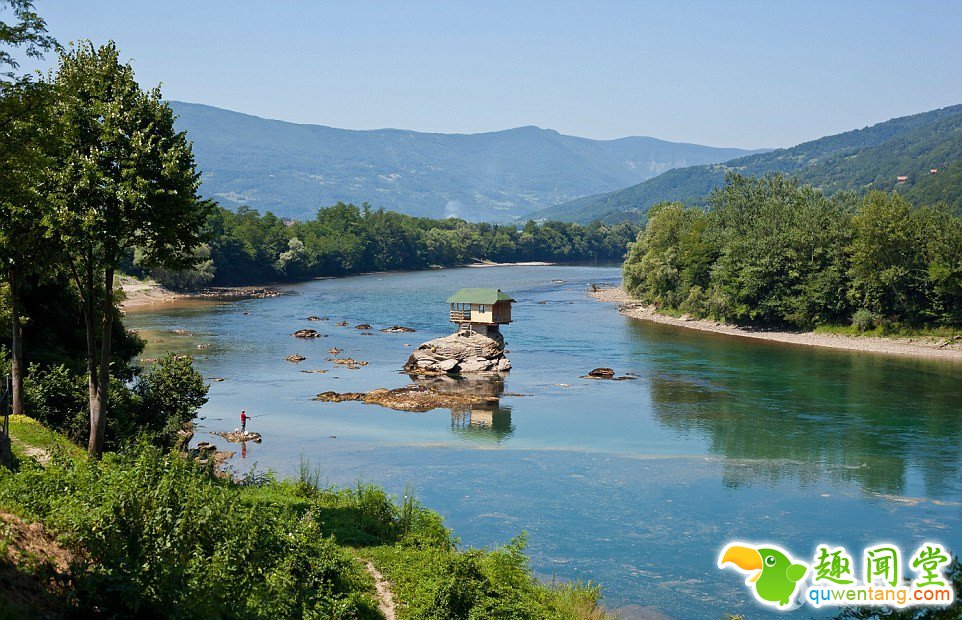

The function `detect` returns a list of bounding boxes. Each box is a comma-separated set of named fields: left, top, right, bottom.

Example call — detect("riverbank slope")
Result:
left=1, top=416, right=609, bottom=620
left=591, top=286, right=962, bottom=361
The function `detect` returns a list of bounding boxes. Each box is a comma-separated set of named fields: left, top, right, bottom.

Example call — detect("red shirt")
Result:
left=240, top=412, right=248, bottom=422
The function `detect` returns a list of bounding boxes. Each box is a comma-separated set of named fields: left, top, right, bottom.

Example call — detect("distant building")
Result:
left=896, top=175, right=909, bottom=183
left=931, top=168, right=939, bottom=174
left=447, top=288, right=514, bottom=337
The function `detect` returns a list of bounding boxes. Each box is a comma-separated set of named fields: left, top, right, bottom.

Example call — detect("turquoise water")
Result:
left=125, top=266, right=962, bottom=618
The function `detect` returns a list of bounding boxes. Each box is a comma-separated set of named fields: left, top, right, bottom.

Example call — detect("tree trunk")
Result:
left=84, top=285, right=103, bottom=456
left=8, top=267, right=24, bottom=416
left=91, top=268, right=115, bottom=456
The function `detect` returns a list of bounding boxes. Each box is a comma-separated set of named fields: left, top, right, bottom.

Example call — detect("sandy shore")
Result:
left=466, top=260, right=556, bottom=268
left=590, top=286, right=962, bottom=361
left=120, top=280, right=185, bottom=308
left=120, top=278, right=285, bottom=310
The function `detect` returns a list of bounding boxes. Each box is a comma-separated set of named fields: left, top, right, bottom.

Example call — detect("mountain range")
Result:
left=534, top=104, right=962, bottom=223
left=170, top=102, right=762, bottom=221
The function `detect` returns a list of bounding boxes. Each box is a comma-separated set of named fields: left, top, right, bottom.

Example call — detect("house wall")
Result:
left=493, top=301, right=511, bottom=322
left=470, top=304, right=494, bottom=324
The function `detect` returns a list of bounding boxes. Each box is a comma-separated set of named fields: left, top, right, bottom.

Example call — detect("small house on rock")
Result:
left=447, top=288, right=514, bottom=337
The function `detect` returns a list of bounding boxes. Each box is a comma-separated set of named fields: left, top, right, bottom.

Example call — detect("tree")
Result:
left=848, top=191, right=928, bottom=323
left=137, top=243, right=216, bottom=291
left=0, top=0, right=55, bottom=415
left=708, top=174, right=850, bottom=327
left=917, top=202, right=962, bottom=324
left=623, top=202, right=713, bottom=308
left=0, top=0, right=56, bottom=83
left=51, top=41, right=211, bottom=456
left=135, top=354, right=208, bottom=447
left=0, top=81, right=55, bottom=415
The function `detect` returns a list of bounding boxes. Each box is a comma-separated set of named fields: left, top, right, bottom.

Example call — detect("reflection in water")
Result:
left=635, top=322, right=962, bottom=498
left=412, top=373, right=515, bottom=442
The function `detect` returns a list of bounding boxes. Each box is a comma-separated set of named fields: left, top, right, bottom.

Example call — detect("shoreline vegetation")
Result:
left=119, top=260, right=559, bottom=310
left=619, top=174, right=962, bottom=355
left=132, top=202, right=639, bottom=290
left=591, top=286, right=962, bottom=361
left=1, top=417, right=609, bottom=620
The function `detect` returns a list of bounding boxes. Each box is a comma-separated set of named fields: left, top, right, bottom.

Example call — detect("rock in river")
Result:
left=286, top=354, right=307, bottom=363
left=215, top=430, right=262, bottom=443
left=293, top=328, right=321, bottom=338
left=380, top=325, right=416, bottom=333
left=404, top=330, right=509, bottom=375
left=586, top=367, right=615, bottom=379
left=314, top=384, right=498, bottom=412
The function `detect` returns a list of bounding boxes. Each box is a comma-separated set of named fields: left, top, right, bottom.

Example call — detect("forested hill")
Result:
left=170, top=101, right=761, bottom=221
left=536, top=104, right=962, bottom=223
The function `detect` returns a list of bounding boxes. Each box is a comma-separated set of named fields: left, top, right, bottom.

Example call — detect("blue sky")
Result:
left=16, top=0, right=962, bottom=149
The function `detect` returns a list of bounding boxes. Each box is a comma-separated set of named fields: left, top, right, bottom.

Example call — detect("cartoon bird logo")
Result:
left=719, top=543, right=808, bottom=609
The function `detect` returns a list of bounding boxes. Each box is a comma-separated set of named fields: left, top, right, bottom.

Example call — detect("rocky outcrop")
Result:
left=403, top=330, right=509, bottom=375
left=586, top=367, right=614, bottom=379
left=293, top=328, right=321, bottom=338
left=286, top=354, right=306, bottom=363
left=380, top=325, right=416, bottom=333
left=330, top=357, right=369, bottom=370
left=583, top=367, right=638, bottom=381
left=215, top=430, right=262, bottom=443
left=354, top=323, right=372, bottom=330
left=313, top=384, right=498, bottom=412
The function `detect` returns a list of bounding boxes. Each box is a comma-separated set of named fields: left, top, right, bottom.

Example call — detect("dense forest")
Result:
left=623, top=173, right=962, bottom=331
left=539, top=103, right=962, bottom=223
left=130, top=203, right=640, bottom=289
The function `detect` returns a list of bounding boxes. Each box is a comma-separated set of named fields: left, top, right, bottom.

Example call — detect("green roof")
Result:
left=446, top=288, right=515, bottom=304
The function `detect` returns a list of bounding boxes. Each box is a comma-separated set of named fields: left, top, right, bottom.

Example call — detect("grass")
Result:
left=0, top=420, right=608, bottom=619
left=365, top=543, right=610, bottom=620
left=7, top=415, right=85, bottom=464
left=813, top=324, right=962, bottom=339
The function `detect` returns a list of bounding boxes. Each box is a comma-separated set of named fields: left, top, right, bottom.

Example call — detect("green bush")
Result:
left=20, top=354, right=208, bottom=450
left=0, top=443, right=378, bottom=619
left=851, top=308, right=876, bottom=332
left=367, top=534, right=607, bottom=620
left=23, top=364, right=89, bottom=442
left=134, top=353, right=209, bottom=446
left=0, top=435, right=606, bottom=619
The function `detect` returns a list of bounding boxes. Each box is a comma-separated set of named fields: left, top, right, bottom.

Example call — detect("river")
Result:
left=124, top=265, right=962, bottom=619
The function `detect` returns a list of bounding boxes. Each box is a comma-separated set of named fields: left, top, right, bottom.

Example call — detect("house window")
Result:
left=479, top=305, right=485, bottom=312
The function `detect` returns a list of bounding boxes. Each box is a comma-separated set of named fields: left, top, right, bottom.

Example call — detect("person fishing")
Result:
left=240, top=410, right=249, bottom=433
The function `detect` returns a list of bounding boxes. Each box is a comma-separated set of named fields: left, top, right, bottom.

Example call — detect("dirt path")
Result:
left=9, top=436, right=51, bottom=465
left=358, top=558, right=397, bottom=620
left=591, top=286, right=962, bottom=361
